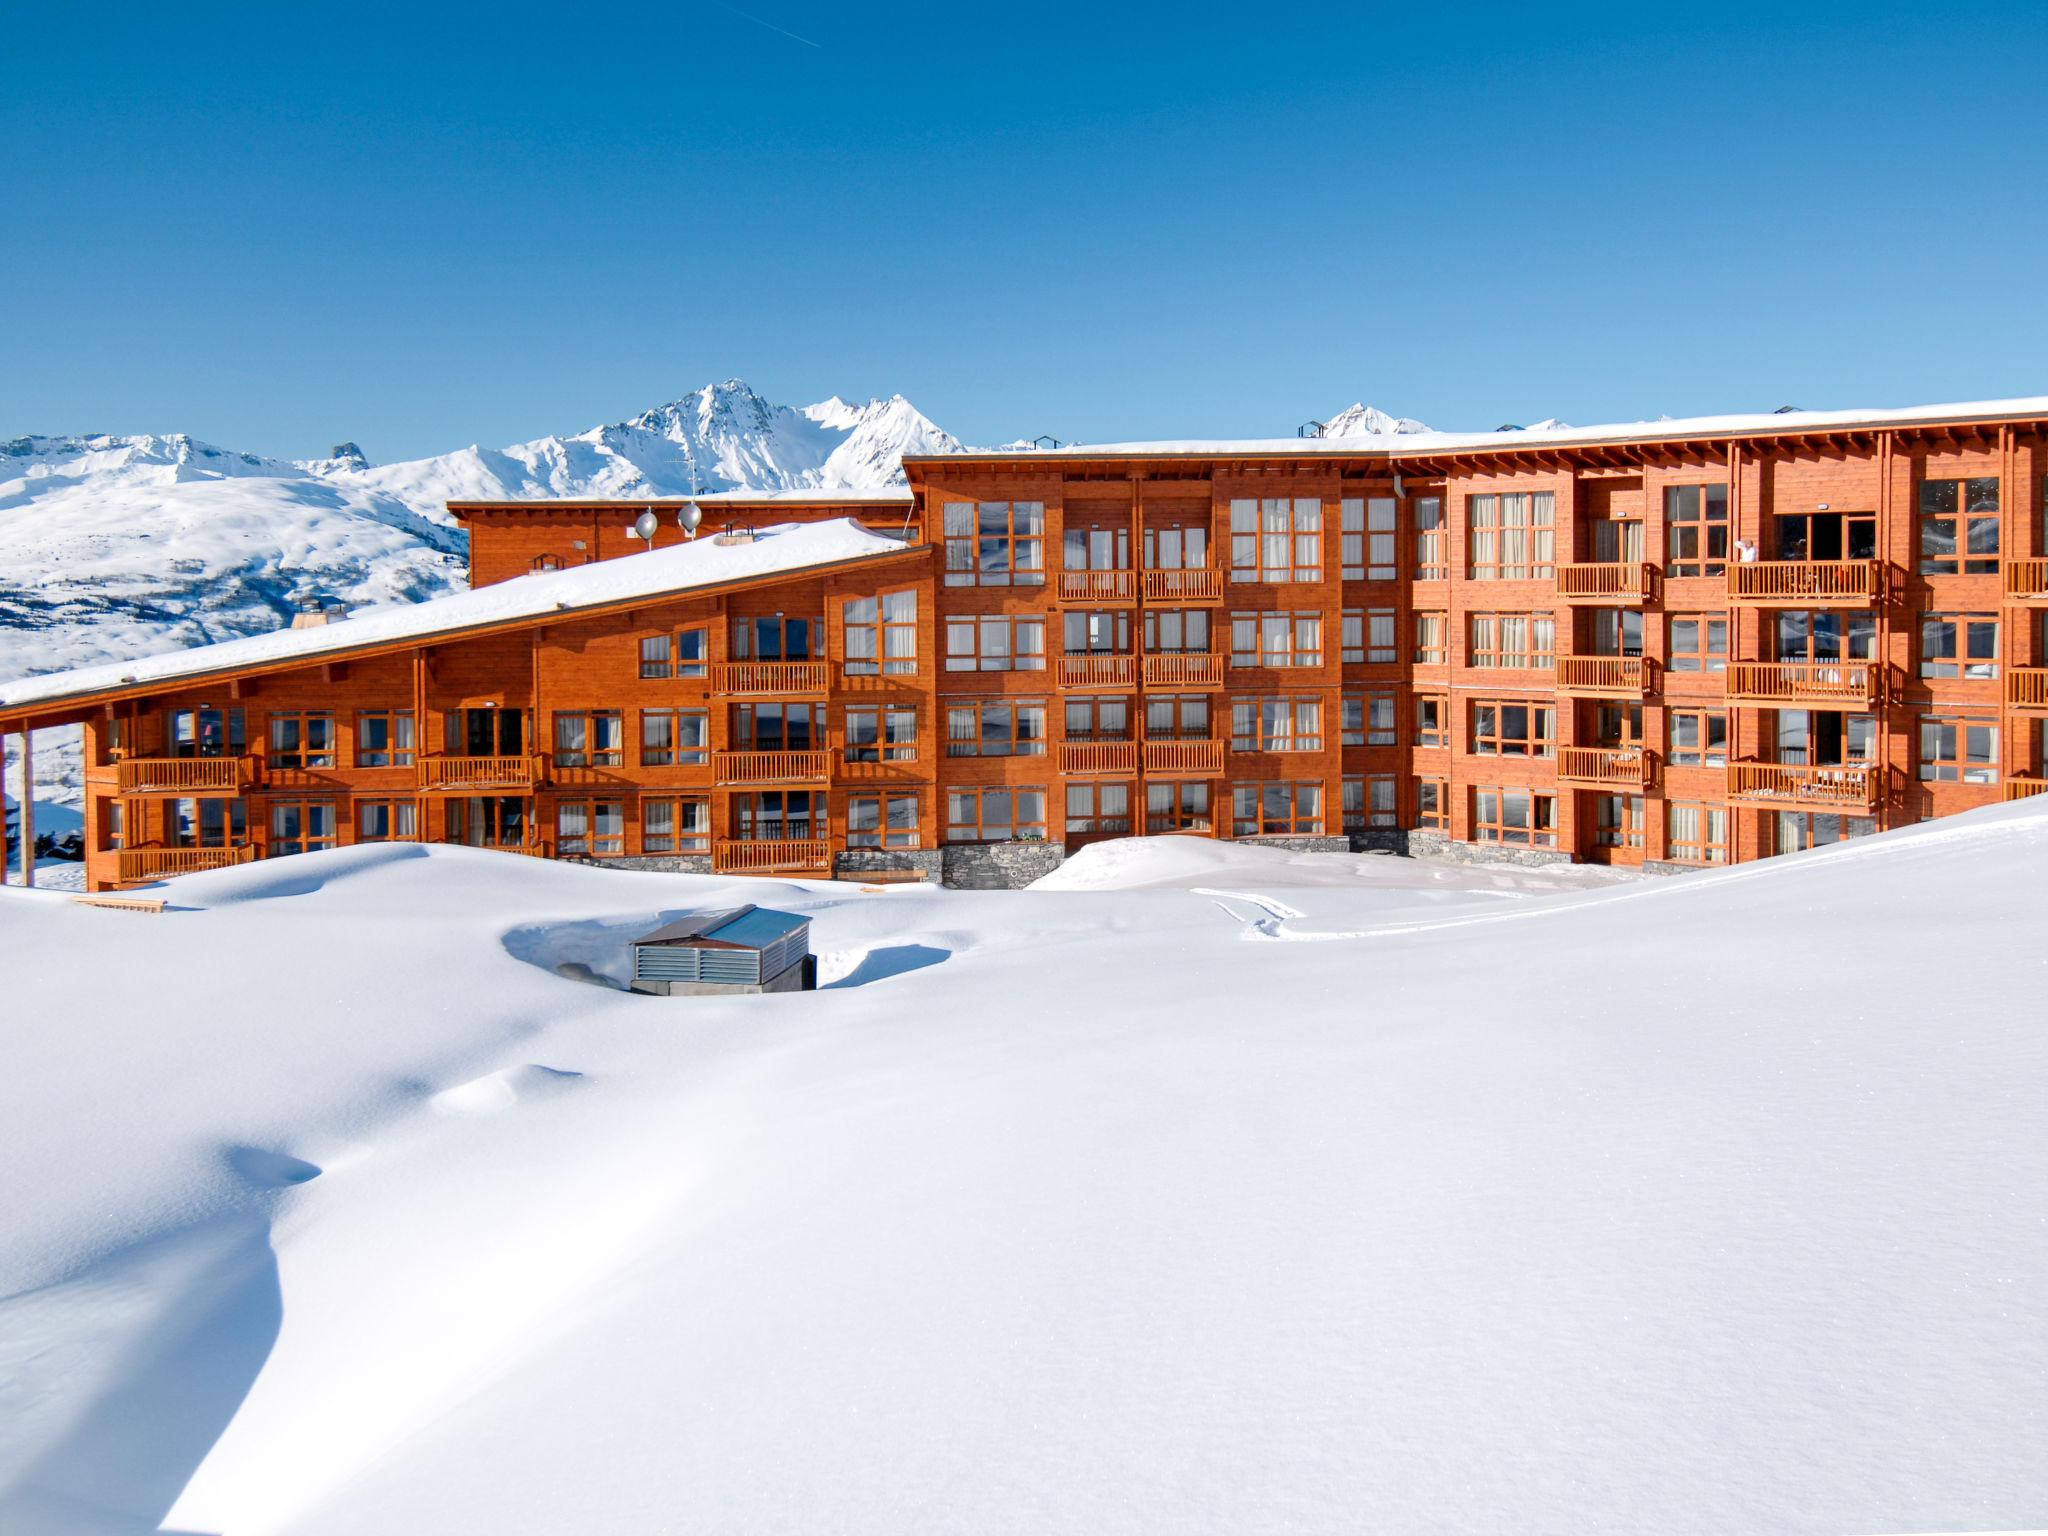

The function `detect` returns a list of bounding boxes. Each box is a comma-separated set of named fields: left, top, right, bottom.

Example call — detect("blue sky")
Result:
left=4, top=1, right=2045, bottom=460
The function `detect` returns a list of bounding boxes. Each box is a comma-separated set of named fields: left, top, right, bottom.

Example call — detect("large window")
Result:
left=1920, top=613, right=1999, bottom=679
left=642, top=796, right=710, bottom=853
left=676, top=626, right=709, bottom=678
left=270, top=800, right=338, bottom=857
left=1919, top=716, right=1998, bottom=783
left=1919, top=477, right=2000, bottom=575
left=1229, top=611, right=1323, bottom=668
left=731, top=615, right=818, bottom=661
left=1664, top=484, right=1729, bottom=576
left=1341, top=774, right=1397, bottom=830
left=843, top=592, right=919, bottom=676
left=1668, top=614, right=1729, bottom=673
left=1229, top=498, right=1323, bottom=583
left=1063, top=522, right=1130, bottom=572
left=1232, top=782, right=1324, bottom=836
left=1668, top=709, right=1728, bottom=767
left=1414, top=496, right=1446, bottom=581
left=1340, top=691, right=1394, bottom=747
left=1145, top=782, right=1212, bottom=833
left=732, top=702, right=822, bottom=751
left=268, top=711, right=336, bottom=769
left=733, top=791, right=824, bottom=840
left=1472, top=787, right=1556, bottom=847
left=1466, top=491, right=1555, bottom=579
left=1064, top=696, right=1132, bottom=741
left=1467, top=612, right=1555, bottom=670
left=358, top=800, right=417, bottom=842
left=945, top=699, right=1048, bottom=757
left=1144, top=524, right=1209, bottom=570
left=1065, top=782, right=1133, bottom=835
left=554, top=710, right=624, bottom=767
left=945, top=614, right=1046, bottom=672
left=557, top=800, right=625, bottom=857
left=1341, top=608, right=1397, bottom=664
left=848, top=792, right=921, bottom=848
left=1774, top=710, right=1877, bottom=766
left=1144, top=609, right=1210, bottom=654
left=640, top=708, right=709, bottom=767
left=845, top=705, right=917, bottom=762
left=1063, top=610, right=1132, bottom=656
left=173, top=797, right=246, bottom=847
left=1592, top=794, right=1646, bottom=851
left=1341, top=497, right=1397, bottom=580
left=1774, top=611, right=1877, bottom=664
left=1414, top=611, right=1448, bottom=666
left=171, top=707, right=246, bottom=759
left=355, top=710, right=415, bottom=768
left=1666, top=803, right=1729, bottom=864
left=1231, top=697, right=1322, bottom=753
left=1775, top=812, right=1875, bottom=853
left=1145, top=694, right=1211, bottom=739
left=1589, top=608, right=1644, bottom=658
left=946, top=787, right=1047, bottom=842
left=1470, top=701, right=1556, bottom=757
left=944, top=500, right=1045, bottom=587
left=640, top=635, right=672, bottom=679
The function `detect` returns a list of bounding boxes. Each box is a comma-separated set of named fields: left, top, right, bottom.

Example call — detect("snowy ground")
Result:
left=1, top=816, right=2044, bottom=1535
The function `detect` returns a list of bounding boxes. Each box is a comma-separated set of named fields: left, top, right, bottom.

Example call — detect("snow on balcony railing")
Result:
left=1726, top=661, right=1881, bottom=706
left=1727, top=560, right=1882, bottom=604
left=714, top=750, right=832, bottom=785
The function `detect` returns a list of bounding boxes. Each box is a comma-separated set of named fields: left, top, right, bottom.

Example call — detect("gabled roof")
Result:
left=448, top=488, right=914, bottom=513
left=0, top=520, right=923, bottom=723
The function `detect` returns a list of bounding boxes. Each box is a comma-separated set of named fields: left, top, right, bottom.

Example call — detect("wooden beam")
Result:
left=19, top=727, right=32, bottom=889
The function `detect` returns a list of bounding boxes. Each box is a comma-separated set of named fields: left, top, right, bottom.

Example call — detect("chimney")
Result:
left=288, top=593, right=350, bottom=629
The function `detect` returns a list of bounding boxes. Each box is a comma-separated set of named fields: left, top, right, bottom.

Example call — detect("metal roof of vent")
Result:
left=1773, top=405, right=1802, bottom=414
left=1297, top=421, right=1326, bottom=439
left=1032, top=434, right=1061, bottom=449
left=1495, top=423, right=1524, bottom=432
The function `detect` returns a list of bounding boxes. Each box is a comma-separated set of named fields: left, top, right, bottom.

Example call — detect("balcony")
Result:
left=1141, top=653, right=1224, bottom=690
left=1059, top=741, right=1138, bottom=776
left=714, top=750, right=831, bottom=785
left=2001, top=777, right=2048, bottom=802
left=1141, top=567, right=1224, bottom=604
left=1057, top=569, right=1136, bottom=604
left=115, top=755, right=256, bottom=795
left=1727, top=760, right=1879, bottom=811
left=713, top=838, right=832, bottom=874
left=711, top=660, right=830, bottom=695
left=417, top=754, right=540, bottom=792
left=1557, top=745, right=1652, bottom=788
left=1143, top=739, right=1225, bottom=776
left=2004, top=559, right=2048, bottom=603
left=1556, top=562, right=1655, bottom=604
left=116, top=844, right=256, bottom=883
left=1727, top=560, right=1883, bottom=606
left=1059, top=654, right=1137, bottom=690
left=1726, top=660, right=1883, bottom=708
left=2006, top=669, right=2048, bottom=713
left=1555, top=656, right=1649, bottom=696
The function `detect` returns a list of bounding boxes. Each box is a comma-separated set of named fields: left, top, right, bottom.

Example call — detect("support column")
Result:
left=15, top=728, right=33, bottom=888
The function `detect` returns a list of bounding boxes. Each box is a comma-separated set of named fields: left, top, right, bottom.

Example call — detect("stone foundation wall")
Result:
left=941, top=841, right=1065, bottom=890
left=833, top=849, right=946, bottom=882
left=1639, top=859, right=1704, bottom=878
left=1235, top=835, right=1352, bottom=854
left=1346, top=830, right=1411, bottom=855
left=571, top=854, right=714, bottom=875
left=1404, top=831, right=1576, bottom=869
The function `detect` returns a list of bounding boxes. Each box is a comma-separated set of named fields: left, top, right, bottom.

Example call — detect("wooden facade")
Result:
left=7, top=405, right=2048, bottom=890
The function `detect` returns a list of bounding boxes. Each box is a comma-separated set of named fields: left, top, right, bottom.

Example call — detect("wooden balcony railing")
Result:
left=1727, top=761, right=1878, bottom=810
left=2001, top=777, right=2048, bottom=801
left=2004, top=559, right=2048, bottom=602
left=1556, top=562, right=1655, bottom=603
left=711, top=660, right=830, bottom=695
left=1555, top=656, right=1648, bottom=694
left=712, top=838, right=832, bottom=874
left=1143, top=739, right=1225, bottom=776
left=2005, top=669, right=2048, bottom=711
left=1726, top=660, right=1882, bottom=706
left=1060, top=653, right=1137, bottom=690
left=1058, top=569, right=1136, bottom=603
left=417, top=754, right=540, bottom=791
left=714, top=750, right=831, bottom=785
left=1059, top=741, right=1139, bottom=776
left=1141, top=652, right=1224, bottom=689
left=1557, top=745, right=1652, bottom=787
left=116, top=844, right=255, bottom=882
left=1141, top=568, right=1224, bottom=603
left=115, top=756, right=254, bottom=794
left=1727, top=560, right=1883, bottom=605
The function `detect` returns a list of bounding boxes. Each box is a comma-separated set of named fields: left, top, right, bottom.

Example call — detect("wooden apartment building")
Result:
left=4, top=397, right=2047, bottom=891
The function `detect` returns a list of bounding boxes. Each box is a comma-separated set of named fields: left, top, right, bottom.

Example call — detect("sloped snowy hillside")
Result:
left=0, top=805, right=2042, bottom=1533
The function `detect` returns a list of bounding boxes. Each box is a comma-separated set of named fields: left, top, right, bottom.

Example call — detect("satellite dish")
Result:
left=677, top=501, right=703, bottom=536
left=633, top=509, right=659, bottom=542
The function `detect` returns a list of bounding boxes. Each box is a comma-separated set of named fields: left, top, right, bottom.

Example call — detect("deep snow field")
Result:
left=1, top=812, right=2044, bottom=1535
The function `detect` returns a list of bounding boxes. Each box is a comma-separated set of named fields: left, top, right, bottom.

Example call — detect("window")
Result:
left=1415, top=778, right=1447, bottom=830
left=676, top=627, right=709, bottom=678
left=1229, top=498, right=1323, bottom=582
left=1229, top=611, right=1323, bottom=668
left=1919, top=476, right=2000, bottom=575
left=1589, top=608, right=1644, bottom=657
left=1664, top=484, right=1730, bottom=576
left=358, top=800, right=418, bottom=841
left=1341, top=497, right=1397, bottom=580
left=1342, top=774, right=1397, bottom=830
left=945, top=699, right=1048, bottom=757
left=1066, top=782, right=1133, bottom=835
left=270, top=800, right=337, bottom=857
left=1471, top=701, right=1556, bottom=757
left=1232, top=782, right=1324, bottom=836
left=642, top=796, right=710, bottom=854
left=733, top=791, right=824, bottom=841
left=1340, top=693, right=1364, bottom=747
left=640, top=635, right=672, bottom=679
left=1145, top=694, right=1210, bottom=739
left=1666, top=803, right=1729, bottom=864
left=1774, top=610, right=1876, bottom=664
left=1415, top=694, right=1447, bottom=749
left=1919, top=716, right=1998, bottom=783
left=171, top=707, right=246, bottom=759
left=1143, top=609, right=1210, bottom=653
left=1668, top=709, right=1729, bottom=767
left=945, top=615, right=1046, bottom=672
left=1414, top=496, right=1446, bottom=581
left=1590, top=513, right=1645, bottom=564
left=446, top=795, right=526, bottom=848
left=1775, top=812, right=1876, bottom=853
left=1467, top=613, right=1555, bottom=669
left=355, top=710, right=415, bottom=768
left=846, top=705, right=917, bottom=762
left=1342, top=608, right=1396, bottom=664
left=1776, top=510, right=1875, bottom=562
left=1774, top=710, right=1877, bottom=765
left=1920, top=613, right=1999, bottom=680
left=268, top=711, right=336, bottom=769
left=1466, top=491, right=1555, bottom=579
left=944, top=500, right=1045, bottom=586
left=1231, top=697, right=1322, bottom=753
left=1592, top=794, right=1646, bottom=850
left=556, top=800, right=624, bottom=857
left=1472, top=787, right=1556, bottom=846
left=946, top=786, right=1047, bottom=842
left=731, top=615, right=818, bottom=660
left=1064, top=696, right=1132, bottom=741
left=107, top=799, right=126, bottom=851
left=641, top=708, right=709, bottom=767
left=173, top=797, right=246, bottom=847
left=1415, top=611, right=1448, bottom=666
left=1145, top=782, right=1212, bottom=833
left=1063, top=610, right=1132, bottom=656
left=1063, top=522, right=1130, bottom=572
left=844, top=591, right=918, bottom=675
left=532, top=554, right=563, bottom=573
left=1668, top=614, right=1730, bottom=673
left=554, top=710, right=624, bottom=767
left=1144, top=524, right=1209, bottom=570
left=732, top=702, right=822, bottom=751
left=1340, top=689, right=1397, bottom=747
left=848, top=792, right=921, bottom=848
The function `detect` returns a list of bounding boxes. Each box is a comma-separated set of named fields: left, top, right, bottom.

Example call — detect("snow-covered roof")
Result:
left=906, top=395, right=2048, bottom=463
left=446, top=489, right=914, bottom=508
left=0, top=520, right=919, bottom=716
